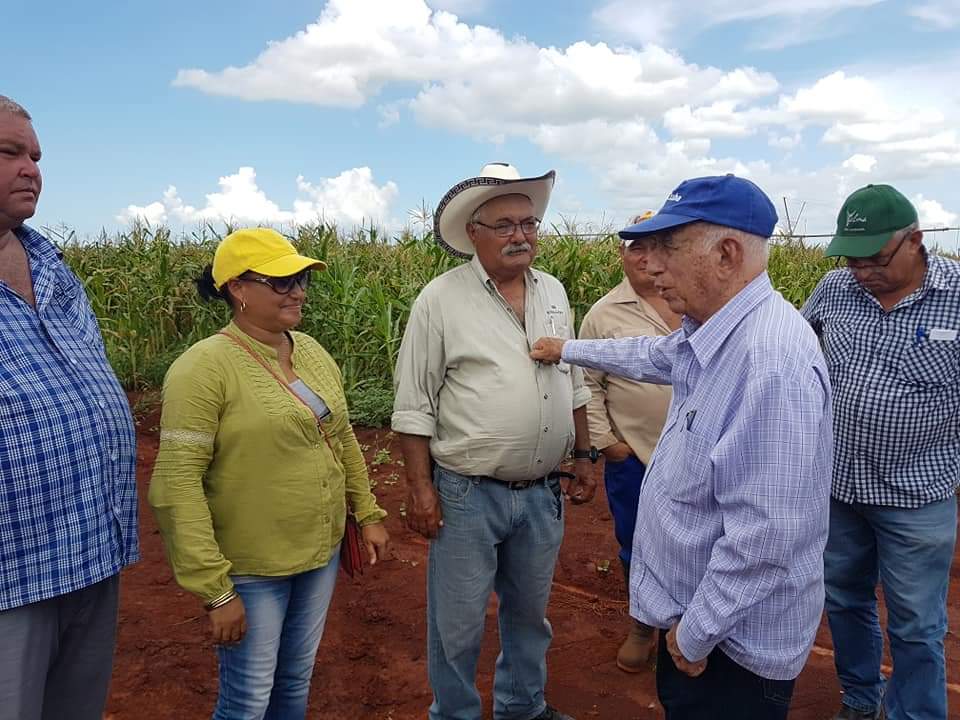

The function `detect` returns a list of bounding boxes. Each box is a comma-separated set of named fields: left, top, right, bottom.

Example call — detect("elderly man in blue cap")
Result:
left=531, top=175, right=834, bottom=719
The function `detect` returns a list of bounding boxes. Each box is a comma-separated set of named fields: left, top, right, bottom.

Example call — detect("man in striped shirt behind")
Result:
left=531, top=174, right=833, bottom=719
left=803, top=184, right=959, bottom=720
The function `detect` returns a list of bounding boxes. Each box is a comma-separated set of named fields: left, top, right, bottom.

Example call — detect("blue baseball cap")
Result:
left=619, top=174, right=778, bottom=242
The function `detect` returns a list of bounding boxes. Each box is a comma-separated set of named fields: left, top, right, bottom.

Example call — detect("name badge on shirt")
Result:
left=544, top=306, right=568, bottom=338
left=929, top=328, right=958, bottom=342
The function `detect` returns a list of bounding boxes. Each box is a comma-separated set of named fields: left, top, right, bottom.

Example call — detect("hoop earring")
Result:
left=240, top=299, right=247, bottom=313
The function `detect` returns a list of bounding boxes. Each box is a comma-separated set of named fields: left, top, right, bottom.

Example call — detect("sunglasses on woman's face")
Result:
left=239, top=270, right=312, bottom=294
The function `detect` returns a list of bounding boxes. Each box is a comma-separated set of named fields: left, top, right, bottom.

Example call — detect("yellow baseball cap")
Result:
left=212, top=228, right=326, bottom=289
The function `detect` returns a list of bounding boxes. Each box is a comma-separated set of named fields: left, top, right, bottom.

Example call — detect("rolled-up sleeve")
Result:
left=391, top=293, right=445, bottom=436
left=148, top=350, right=233, bottom=602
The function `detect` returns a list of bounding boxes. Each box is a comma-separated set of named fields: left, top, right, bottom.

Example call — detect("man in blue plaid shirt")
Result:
left=803, top=185, right=959, bottom=720
left=0, top=97, right=138, bottom=720
left=532, top=175, right=833, bottom=719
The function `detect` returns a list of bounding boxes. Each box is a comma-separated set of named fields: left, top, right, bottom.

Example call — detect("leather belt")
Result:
left=483, top=470, right=575, bottom=490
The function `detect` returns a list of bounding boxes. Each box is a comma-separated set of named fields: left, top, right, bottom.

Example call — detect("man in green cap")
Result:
left=802, top=184, right=959, bottom=720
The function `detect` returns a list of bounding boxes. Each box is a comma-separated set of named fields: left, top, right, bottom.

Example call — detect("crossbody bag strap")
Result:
left=218, top=331, right=338, bottom=458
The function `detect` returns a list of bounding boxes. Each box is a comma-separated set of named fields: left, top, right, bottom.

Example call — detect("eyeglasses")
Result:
left=835, top=232, right=910, bottom=270
left=239, top=270, right=312, bottom=294
left=472, top=218, right=541, bottom=238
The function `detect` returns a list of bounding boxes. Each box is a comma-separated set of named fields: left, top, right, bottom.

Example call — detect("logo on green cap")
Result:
left=844, top=209, right=868, bottom=231
left=825, top=184, right=917, bottom=258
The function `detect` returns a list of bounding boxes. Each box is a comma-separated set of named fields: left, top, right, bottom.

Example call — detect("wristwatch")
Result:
left=573, top=446, right=599, bottom=464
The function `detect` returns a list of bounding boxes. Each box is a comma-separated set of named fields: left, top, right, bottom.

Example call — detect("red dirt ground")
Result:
left=106, top=411, right=960, bottom=720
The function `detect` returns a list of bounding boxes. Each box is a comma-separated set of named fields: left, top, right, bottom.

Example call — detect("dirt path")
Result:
left=107, top=420, right=960, bottom=719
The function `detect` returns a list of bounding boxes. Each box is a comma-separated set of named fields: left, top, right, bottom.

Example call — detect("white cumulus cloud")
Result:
left=913, top=194, right=958, bottom=228
left=117, top=166, right=398, bottom=228
left=842, top=154, right=877, bottom=173
left=159, top=0, right=959, bottom=240
left=172, top=0, right=780, bottom=142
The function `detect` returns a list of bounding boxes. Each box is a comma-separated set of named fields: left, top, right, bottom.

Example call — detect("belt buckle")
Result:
left=509, top=478, right=536, bottom=490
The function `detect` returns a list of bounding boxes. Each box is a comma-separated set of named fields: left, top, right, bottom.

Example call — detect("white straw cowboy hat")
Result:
left=434, top=163, right=556, bottom=258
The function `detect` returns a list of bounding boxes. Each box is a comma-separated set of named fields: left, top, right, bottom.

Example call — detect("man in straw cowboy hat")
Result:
left=577, top=210, right=682, bottom=673
left=803, top=185, right=960, bottom=720
left=531, top=175, right=834, bottom=719
left=392, top=163, right=595, bottom=720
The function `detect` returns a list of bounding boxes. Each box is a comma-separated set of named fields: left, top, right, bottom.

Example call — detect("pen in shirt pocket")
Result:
left=685, top=410, right=697, bottom=431
left=914, top=325, right=927, bottom=347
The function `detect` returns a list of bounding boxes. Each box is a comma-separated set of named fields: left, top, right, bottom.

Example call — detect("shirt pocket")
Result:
left=54, top=275, right=104, bottom=350
left=898, top=341, right=960, bottom=386
left=670, top=429, right=714, bottom=505
left=820, top=320, right=856, bottom=370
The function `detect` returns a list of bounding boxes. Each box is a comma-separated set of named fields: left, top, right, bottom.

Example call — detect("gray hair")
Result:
left=697, top=221, right=769, bottom=263
left=0, top=96, right=31, bottom=120
left=896, top=221, right=920, bottom=241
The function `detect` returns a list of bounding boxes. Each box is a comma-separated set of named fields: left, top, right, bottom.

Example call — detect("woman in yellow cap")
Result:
left=149, top=228, right=389, bottom=719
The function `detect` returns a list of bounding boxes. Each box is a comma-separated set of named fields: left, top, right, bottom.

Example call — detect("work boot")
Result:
left=832, top=704, right=885, bottom=720
left=530, top=705, right=575, bottom=720
left=616, top=620, right=656, bottom=673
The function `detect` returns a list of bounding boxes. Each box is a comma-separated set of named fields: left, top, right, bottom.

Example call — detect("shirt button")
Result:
left=543, top=394, right=548, bottom=400
left=110, top=451, right=118, bottom=461
left=98, top=399, right=106, bottom=409
left=543, top=426, right=549, bottom=432
left=537, top=458, right=543, bottom=464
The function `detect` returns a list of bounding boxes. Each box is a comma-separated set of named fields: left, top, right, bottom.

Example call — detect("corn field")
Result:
left=57, top=224, right=837, bottom=425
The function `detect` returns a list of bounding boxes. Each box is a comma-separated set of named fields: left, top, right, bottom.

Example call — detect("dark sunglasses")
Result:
left=239, top=270, right=312, bottom=294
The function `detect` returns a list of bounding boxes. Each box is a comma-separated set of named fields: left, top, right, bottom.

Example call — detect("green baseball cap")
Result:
left=825, top=184, right=918, bottom=258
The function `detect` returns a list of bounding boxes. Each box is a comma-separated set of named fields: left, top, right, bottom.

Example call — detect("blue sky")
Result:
left=7, top=0, right=960, bottom=247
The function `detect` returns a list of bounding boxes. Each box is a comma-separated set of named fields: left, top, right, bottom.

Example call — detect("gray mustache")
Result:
left=502, top=242, right=532, bottom=256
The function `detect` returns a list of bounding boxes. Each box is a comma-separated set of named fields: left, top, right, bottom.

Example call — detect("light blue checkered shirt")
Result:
left=0, top=225, right=138, bottom=611
left=563, top=273, right=833, bottom=681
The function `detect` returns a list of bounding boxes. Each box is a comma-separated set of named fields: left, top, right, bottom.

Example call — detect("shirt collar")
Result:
left=609, top=276, right=672, bottom=332
left=923, top=253, right=951, bottom=291
left=607, top=276, right=640, bottom=304
left=225, top=320, right=291, bottom=361
left=469, top=252, right=538, bottom=291
left=13, top=224, right=64, bottom=263
left=682, top=272, right=774, bottom=367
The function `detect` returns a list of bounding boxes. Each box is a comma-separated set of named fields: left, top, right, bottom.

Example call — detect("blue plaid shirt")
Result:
left=564, top=273, right=833, bottom=680
left=0, top=225, right=138, bottom=611
left=802, top=254, right=960, bottom=508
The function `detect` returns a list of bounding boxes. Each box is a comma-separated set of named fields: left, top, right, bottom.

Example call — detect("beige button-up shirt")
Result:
left=392, top=254, right=591, bottom=482
left=578, top=277, right=673, bottom=465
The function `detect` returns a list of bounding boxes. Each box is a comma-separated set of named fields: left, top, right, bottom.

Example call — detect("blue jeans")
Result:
left=656, top=631, right=794, bottom=719
left=603, top=454, right=645, bottom=568
left=213, top=555, right=340, bottom=720
left=427, top=465, right=565, bottom=720
left=824, top=497, right=957, bottom=719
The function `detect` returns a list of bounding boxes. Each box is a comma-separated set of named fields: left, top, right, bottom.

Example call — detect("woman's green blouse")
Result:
left=148, top=322, right=386, bottom=602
